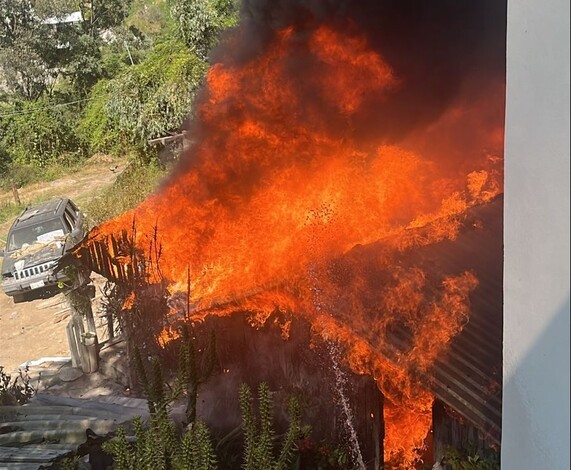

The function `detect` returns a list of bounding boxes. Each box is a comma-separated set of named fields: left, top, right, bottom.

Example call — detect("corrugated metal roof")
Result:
left=352, top=196, right=503, bottom=444
left=429, top=198, right=503, bottom=444
left=0, top=343, right=147, bottom=469
left=0, top=394, right=148, bottom=468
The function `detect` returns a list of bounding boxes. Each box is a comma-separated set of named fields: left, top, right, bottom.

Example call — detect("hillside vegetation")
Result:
left=0, top=0, right=239, bottom=221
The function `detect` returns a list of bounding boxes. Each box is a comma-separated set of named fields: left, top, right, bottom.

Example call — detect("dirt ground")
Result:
left=0, top=155, right=125, bottom=373
left=0, top=277, right=113, bottom=373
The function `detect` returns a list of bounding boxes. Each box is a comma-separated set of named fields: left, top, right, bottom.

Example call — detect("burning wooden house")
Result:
left=72, top=196, right=502, bottom=468
left=70, top=1, right=506, bottom=467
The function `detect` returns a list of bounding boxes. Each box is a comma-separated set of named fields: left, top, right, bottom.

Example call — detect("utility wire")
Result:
left=0, top=97, right=94, bottom=118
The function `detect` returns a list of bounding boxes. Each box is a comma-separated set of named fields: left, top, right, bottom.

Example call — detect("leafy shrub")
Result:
left=76, top=80, right=126, bottom=156
left=1, top=163, right=43, bottom=190
left=0, top=98, right=87, bottom=167
left=78, top=37, right=207, bottom=159
left=0, top=365, right=35, bottom=405
left=443, top=445, right=500, bottom=470
left=106, top=37, right=207, bottom=145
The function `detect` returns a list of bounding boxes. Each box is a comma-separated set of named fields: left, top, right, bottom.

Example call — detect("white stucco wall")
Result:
left=503, top=0, right=570, bottom=468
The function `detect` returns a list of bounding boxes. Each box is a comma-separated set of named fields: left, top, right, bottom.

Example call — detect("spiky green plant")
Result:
left=180, top=421, right=218, bottom=470
left=239, top=383, right=301, bottom=470
left=132, top=347, right=168, bottom=415
left=177, top=325, right=218, bottom=425
left=103, top=414, right=217, bottom=470
left=104, top=427, right=135, bottom=469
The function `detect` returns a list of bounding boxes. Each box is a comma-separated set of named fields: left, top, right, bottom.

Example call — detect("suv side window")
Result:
left=68, top=201, right=80, bottom=218
left=62, top=214, right=72, bottom=232
left=64, top=209, right=75, bottom=230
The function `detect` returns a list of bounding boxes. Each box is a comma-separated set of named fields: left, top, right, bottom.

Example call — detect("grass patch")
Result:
left=83, top=162, right=167, bottom=227
left=0, top=201, right=24, bottom=226
left=0, top=202, right=25, bottom=246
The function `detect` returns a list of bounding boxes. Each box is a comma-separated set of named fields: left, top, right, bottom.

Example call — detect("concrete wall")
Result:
left=503, top=0, right=570, bottom=468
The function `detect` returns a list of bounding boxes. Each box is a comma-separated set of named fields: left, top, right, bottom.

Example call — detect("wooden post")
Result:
left=107, top=311, right=115, bottom=340
left=83, top=331, right=99, bottom=374
left=10, top=179, right=21, bottom=205
left=65, top=275, right=100, bottom=373
left=84, top=297, right=97, bottom=334
left=66, top=320, right=81, bottom=368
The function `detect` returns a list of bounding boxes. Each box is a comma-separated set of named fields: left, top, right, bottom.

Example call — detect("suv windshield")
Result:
left=8, top=219, right=66, bottom=251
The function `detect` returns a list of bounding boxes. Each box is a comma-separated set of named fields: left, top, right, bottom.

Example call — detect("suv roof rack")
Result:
left=15, top=198, right=67, bottom=225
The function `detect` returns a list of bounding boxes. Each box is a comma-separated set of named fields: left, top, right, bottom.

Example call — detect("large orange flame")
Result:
left=85, top=24, right=503, bottom=467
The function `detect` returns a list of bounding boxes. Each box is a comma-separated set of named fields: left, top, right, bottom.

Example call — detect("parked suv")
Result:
left=0, top=198, right=87, bottom=303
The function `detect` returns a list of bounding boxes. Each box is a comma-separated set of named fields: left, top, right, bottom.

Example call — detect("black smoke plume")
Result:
left=175, top=0, right=506, bottom=201
left=212, top=0, right=507, bottom=141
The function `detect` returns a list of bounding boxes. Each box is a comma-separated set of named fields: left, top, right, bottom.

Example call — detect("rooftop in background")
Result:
left=41, top=11, right=82, bottom=26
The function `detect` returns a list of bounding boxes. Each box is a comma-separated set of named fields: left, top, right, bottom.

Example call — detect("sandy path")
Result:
left=0, top=293, right=75, bottom=371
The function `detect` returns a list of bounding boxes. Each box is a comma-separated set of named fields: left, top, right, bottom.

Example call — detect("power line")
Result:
left=0, top=97, right=93, bottom=118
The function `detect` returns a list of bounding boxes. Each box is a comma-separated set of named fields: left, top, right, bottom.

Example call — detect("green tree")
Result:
left=0, top=142, right=9, bottom=175
left=0, top=0, right=56, bottom=100
left=0, top=0, right=35, bottom=47
left=0, top=0, right=135, bottom=101
left=127, top=0, right=171, bottom=38
left=0, top=97, right=85, bottom=166
left=61, top=33, right=104, bottom=95
left=60, top=0, right=135, bottom=96
left=80, top=37, right=207, bottom=157
left=169, top=0, right=239, bottom=59
left=79, top=0, right=133, bottom=38
left=0, top=0, right=240, bottom=176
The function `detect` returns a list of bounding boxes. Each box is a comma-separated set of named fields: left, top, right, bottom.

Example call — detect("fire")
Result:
left=83, top=21, right=503, bottom=468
